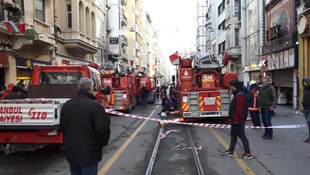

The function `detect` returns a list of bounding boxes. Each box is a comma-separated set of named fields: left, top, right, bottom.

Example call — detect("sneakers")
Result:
left=240, top=153, right=253, bottom=160
left=263, top=135, right=273, bottom=140
left=221, top=150, right=234, bottom=157
left=303, top=138, right=310, bottom=143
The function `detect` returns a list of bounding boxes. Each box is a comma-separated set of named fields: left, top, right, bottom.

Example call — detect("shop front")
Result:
left=262, top=0, right=298, bottom=109
left=297, top=9, right=310, bottom=110
left=15, top=57, right=51, bottom=85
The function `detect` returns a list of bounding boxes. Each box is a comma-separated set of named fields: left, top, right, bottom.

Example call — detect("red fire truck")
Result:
left=174, top=52, right=237, bottom=118
left=0, top=65, right=106, bottom=154
left=100, top=63, right=136, bottom=113
left=136, top=72, right=156, bottom=104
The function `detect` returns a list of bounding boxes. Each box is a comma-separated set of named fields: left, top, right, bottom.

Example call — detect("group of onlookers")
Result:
left=0, top=80, right=27, bottom=100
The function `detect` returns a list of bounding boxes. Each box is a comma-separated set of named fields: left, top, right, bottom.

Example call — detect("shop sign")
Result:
left=260, top=56, right=268, bottom=72
left=265, top=48, right=295, bottom=71
left=266, top=25, right=281, bottom=41
left=16, top=57, right=51, bottom=69
left=265, top=0, right=293, bottom=41
left=109, top=37, right=119, bottom=45
left=0, top=37, right=13, bottom=52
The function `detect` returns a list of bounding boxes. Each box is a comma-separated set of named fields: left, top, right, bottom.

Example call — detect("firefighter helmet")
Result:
left=160, top=112, right=167, bottom=118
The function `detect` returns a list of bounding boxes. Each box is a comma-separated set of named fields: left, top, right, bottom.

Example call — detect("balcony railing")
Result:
left=60, top=31, right=98, bottom=54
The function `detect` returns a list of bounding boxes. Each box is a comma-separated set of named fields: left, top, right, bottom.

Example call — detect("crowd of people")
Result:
left=0, top=80, right=28, bottom=100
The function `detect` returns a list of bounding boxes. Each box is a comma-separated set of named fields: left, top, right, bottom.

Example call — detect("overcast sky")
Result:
left=144, top=0, right=196, bottom=59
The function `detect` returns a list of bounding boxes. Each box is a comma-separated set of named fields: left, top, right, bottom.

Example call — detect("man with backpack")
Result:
left=221, top=79, right=253, bottom=159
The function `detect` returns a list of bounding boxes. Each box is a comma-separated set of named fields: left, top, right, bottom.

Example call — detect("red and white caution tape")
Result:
left=171, top=144, right=204, bottom=151
left=105, top=110, right=306, bottom=129
left=160, top=130, right=180, bottom=139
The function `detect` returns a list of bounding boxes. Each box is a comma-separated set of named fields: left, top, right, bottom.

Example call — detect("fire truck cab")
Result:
left=0, top=65, right=106, bottom=154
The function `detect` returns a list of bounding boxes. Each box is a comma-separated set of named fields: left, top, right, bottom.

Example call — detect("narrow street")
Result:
left=0, top=101, right=309, bottom=175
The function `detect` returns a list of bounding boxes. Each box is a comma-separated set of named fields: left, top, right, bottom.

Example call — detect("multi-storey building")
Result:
left=134, top=0, right=143, bottom=70
left=196, top=0, right=207, bottom=53
left=142, top=12, right=155, bottom=76
left=0, top=0, right=108, bottom=87
left=241, top=0, right=263, bottom=84
left=225, top=0, right=242, bottom=80
left=205, top=0, right=228, bottom=70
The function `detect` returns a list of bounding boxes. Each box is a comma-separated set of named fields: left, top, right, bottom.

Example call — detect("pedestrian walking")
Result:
left=140, top=84, right=148, bottom=108
left=247, top=80, right=261, bottom=126
left=161, top=86, right=167, bottom=107
left=302, top=77, right=310, bottom=143
left=60, top=78, right=110, bottom=175
left=136, top=85, right=141, bottom=106
left=258, top=77, right=276, bottom=140
left=221, top=79, right=253, bottom=159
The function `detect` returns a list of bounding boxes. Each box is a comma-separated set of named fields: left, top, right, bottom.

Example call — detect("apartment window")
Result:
left=234, top=0, right=240, bottom=15
left=35, top=0, right=45, bottom=22
left=235, top=28, right=239, bottom=46
left=218, top=41, right=226, bottom=54
left=218, top=1, right=225, bottom=16
left=218, top=21, right=225, bottom=31
left=67, top=1, right=72, bottom=28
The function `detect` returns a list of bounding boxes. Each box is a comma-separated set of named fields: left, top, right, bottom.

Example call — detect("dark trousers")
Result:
left=142, top=97, right=147, bottom=108
left=303, top=109, right=310, bottom=139
left=69, top=163, right=98, bottom=175
left=261, top=108, right=273, bottom=136
left=249, top=110, right=261, bottom=126
left=229, top=122, right=251, bottom=153
left=162, top=98, right=167, bottom=107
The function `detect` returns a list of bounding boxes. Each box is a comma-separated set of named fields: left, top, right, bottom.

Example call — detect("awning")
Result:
left=0, top=52, right=9, bottom=68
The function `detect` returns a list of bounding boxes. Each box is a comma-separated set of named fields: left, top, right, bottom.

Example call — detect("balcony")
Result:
left=121, top=14, right=128, bottom=26
left=121, top=35, right=128, bottom=46
left=121, top=0, right=128, bottom=6
left=60, top=31, right=99, bottom=54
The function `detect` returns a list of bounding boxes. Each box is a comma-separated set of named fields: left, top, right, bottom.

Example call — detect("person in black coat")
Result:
left=60, top=78, right=110, bottom=175
left=302, top=78, right=310, bottom=143
left=4, top=86, right=26, bottom=99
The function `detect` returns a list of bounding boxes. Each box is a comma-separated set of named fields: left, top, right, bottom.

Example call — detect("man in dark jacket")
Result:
left=140, top=84, right=148, bottom=108
left=258, top=77, right=276, bottom=140
left=302, top=78, right=310, bottom=143
left=60, top=78, right=110, bottom=175
left=221, top=79, right=253, bottom=159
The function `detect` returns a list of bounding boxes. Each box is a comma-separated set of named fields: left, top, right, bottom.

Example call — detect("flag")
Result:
left=18, top=23, right=26, bottom=34
left=169, top=52, right=180, bottom=65
left=3, top=21, right=19, bottom=33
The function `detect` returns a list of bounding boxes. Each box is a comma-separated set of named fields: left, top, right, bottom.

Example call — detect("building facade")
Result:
left=241, top=0, right=263, bottom=84
left=297, top=0, right=310, bottom=110
left=261, top=0, right=298, bottom=109
left=196, top=0, right=207, bottom=53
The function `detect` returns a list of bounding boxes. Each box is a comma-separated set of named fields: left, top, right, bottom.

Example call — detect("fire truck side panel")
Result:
left=0, top=103, right=60, bottom=126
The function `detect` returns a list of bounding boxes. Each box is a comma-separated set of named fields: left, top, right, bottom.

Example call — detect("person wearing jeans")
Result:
left=302, top=78, right=310, bottom=143
left=221, top=79, right=253, bottom=159
left=258, top=77, right=276, bottom=140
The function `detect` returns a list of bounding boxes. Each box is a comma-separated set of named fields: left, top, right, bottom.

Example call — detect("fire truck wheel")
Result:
left=125, top=105, right=132, bottom=113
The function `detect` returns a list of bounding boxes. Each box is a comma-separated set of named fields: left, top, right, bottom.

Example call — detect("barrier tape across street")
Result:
left=105, top=110, right=306, bottom=129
